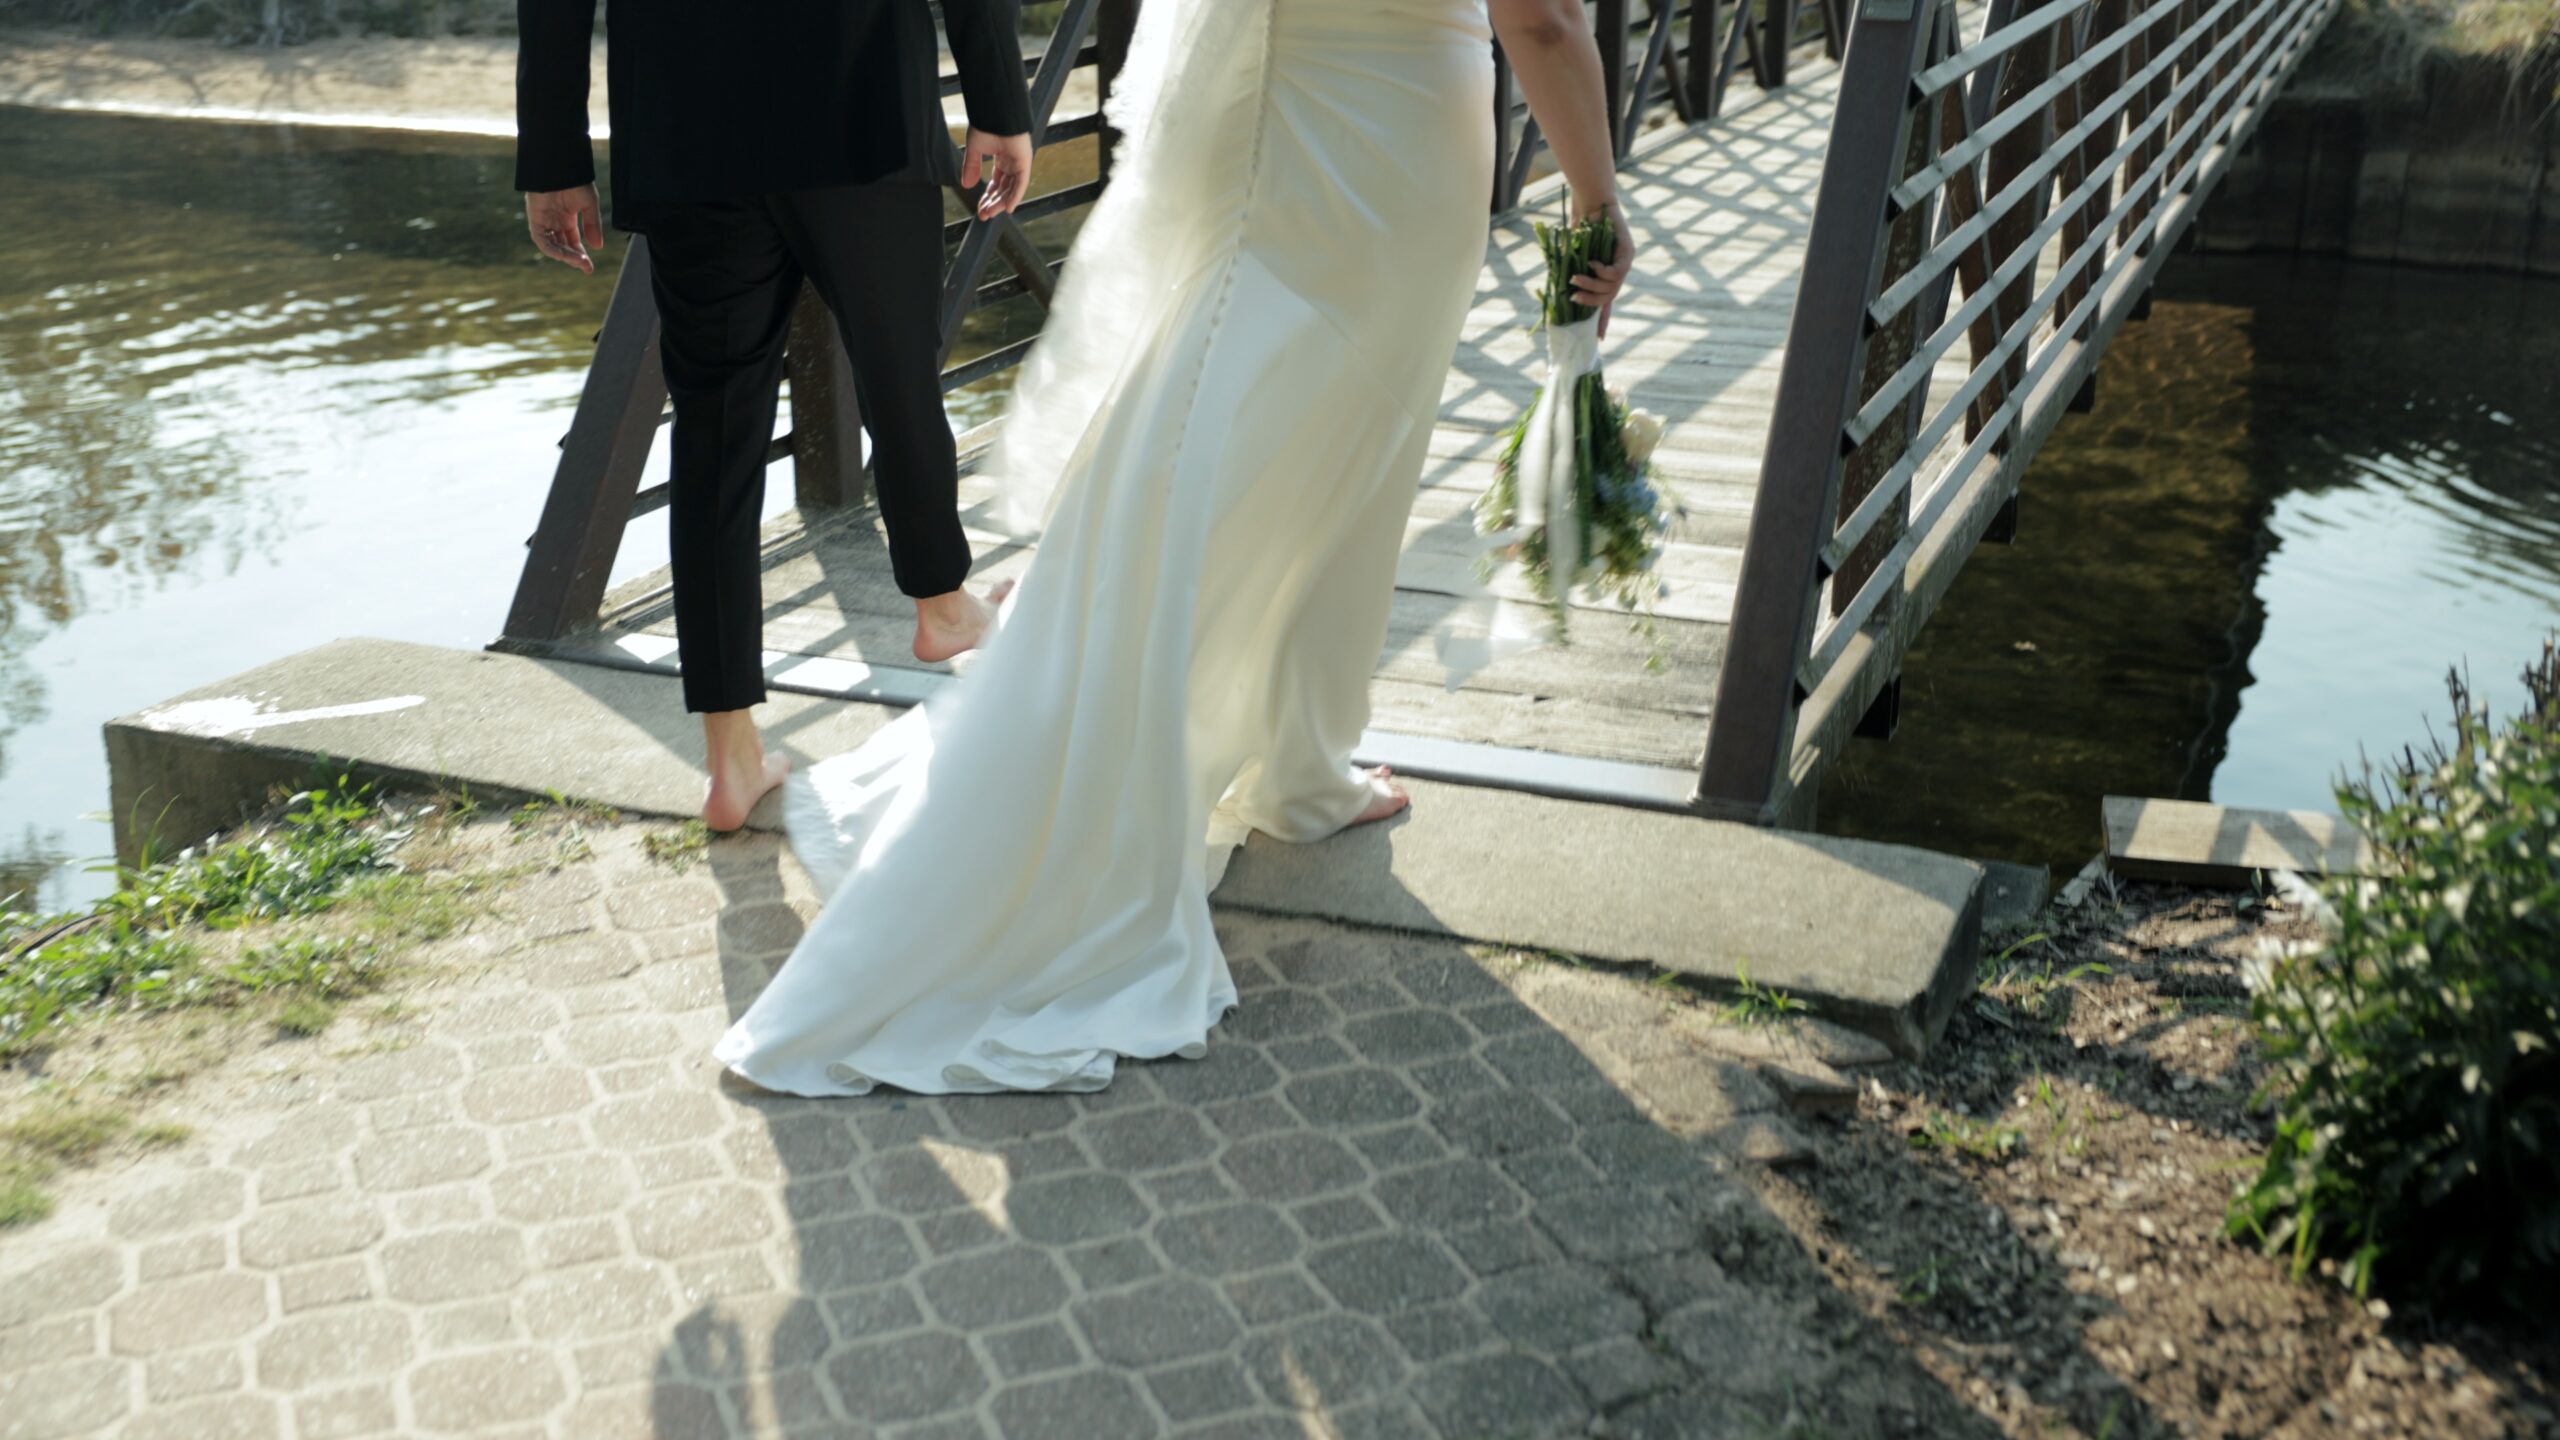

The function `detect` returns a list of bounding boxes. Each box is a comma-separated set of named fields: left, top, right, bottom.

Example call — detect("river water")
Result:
left=1, top=105, right=2554, bottom=908
left=1818, top=256, right=2560, bottom=871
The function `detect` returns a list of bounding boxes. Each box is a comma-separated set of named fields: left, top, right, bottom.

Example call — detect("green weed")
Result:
left=0, top=1160, right=53, bottom=1228
left=225, top=936, right=383, bottom=998
left=1893, top=1253, right=1961, bottom=1309
left=0, top=778, right=447, bottom=1058
left=1910, top=1111, right=2024, bottom=1163
left=274, top=997, right=337, bottom=1037
left=1720, top=960, right=1809, bottom=1027
left=1, top=1104, right=130, bottom=1163
left=643, top=820, right=712, bottom=871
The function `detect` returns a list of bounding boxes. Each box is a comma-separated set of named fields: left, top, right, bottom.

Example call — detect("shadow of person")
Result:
left=624, top=816, right=2014, bottom=1438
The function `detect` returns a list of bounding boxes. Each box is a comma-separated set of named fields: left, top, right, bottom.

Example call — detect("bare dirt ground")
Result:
left=1747, top=883, right=2560, bottom=1440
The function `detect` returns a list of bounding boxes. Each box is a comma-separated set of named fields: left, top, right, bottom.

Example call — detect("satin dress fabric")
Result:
left=714, top=0, right=1497, bottom=1096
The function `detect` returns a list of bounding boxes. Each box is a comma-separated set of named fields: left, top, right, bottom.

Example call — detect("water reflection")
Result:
left=0, top=107, right=611, bottom=909
left=1822, top=257, right=2560, bottom=871
left=0, top=106, right=1085, bottom=911
left=0, top=827, right=71, bottom=914
left=0, top=108, right=594, bottom=717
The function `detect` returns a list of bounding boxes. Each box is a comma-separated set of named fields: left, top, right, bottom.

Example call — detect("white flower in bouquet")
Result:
left=1620, top=407, right=1665, bottom=467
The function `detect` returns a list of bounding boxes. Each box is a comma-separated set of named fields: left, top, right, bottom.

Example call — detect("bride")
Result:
left=715, top=0, right=1635, bottom=1096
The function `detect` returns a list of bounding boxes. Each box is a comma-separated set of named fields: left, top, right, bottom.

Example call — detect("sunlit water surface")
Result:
left=0, top=107, right=1068, bottom=910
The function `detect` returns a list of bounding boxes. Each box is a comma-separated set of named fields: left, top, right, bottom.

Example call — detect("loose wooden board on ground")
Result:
left=2102, top=795, right=2377, bottom=885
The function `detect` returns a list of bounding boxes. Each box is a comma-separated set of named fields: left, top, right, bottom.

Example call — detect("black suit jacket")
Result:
left=516, top=0, right=1032, bottom=229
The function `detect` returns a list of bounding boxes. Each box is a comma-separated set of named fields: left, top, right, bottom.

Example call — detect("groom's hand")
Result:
left=960, top=130, right=1033, bottom=220
left=525, top=185, right=606, bottom=274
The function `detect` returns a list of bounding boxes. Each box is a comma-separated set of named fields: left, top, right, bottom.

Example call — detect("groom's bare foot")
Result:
left=702, top=709, right=790, bottom=833
left=912, top=580, right=1017, bottom=664
left=1351, top=766, right=1410, bottom=827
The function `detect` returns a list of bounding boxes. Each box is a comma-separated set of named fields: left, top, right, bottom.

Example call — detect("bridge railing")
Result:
left=1695, top=0, right=2339, bottom=824
left=501, top=0, right=1826, bottom=649
left=1493, top=0, right=1845, bottom=209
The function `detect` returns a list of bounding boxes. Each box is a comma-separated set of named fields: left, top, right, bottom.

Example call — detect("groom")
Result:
left=515, top=0, right=1034, bottom=829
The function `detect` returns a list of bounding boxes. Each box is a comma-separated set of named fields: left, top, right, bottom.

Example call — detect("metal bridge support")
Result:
left=1854, top=675, right=1904, bottom=740
left=785, top=289, right=865, bottom=514
left=1693, top=0, right=1943, bottom=823
left=1984, top=493, right=2021, bottom=543
left=501, top=243, right=667, bottom=648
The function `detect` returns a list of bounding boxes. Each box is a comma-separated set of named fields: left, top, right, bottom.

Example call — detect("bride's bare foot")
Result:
left=703, top=709, right=790, bottom=833
left=912, top=580, right=1017, bottom=663
left=1351, top=766, right=1410, bottom=827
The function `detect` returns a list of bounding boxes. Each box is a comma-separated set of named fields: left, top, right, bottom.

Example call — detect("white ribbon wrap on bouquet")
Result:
left=1514, top=316, right=1605, bottom=598
left=1429, top=315, right=1606, bottom=687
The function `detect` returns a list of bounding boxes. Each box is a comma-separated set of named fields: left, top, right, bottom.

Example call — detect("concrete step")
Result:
left=108, top=637, right=1983, bottom=1056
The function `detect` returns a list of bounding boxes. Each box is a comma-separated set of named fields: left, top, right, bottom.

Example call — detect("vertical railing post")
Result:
left=1685, top=0, right=1723, bottom=116
left=785, top=286, right=865, bottom=512
left=1829, top=3, right=1951, bottom=633
left=2064, top=0, right=2128, bottom=341
left=1957, top=0, right=2065, bottom=446
left=500, top=241, right=668, bottom=646
left=1764, top=0, right=1800, bottom=87
left=1694, top=0, right=1943, bottom=821
left=1627, top=0, right=1682, bottom=148
left=937, top=0, right=1101, bottom=366
left=1598, top=0, right=1634, bottom=153
left=1492, top=42, right=1522, bottom=212
left=1095, top=0, right=1138, bottom=179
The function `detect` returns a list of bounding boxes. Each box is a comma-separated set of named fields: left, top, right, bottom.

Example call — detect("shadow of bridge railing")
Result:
left=598, top=830, right=2180, bottom=1438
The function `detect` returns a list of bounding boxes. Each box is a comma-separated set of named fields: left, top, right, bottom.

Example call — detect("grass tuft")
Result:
left=2310, top=0, right=2560, bottom=105
left=642, top=820, right=712, bottom=872
left=1719, top=960, right=1810, bottom=1027
left=1909, top=1110, right=2025, bottom=1163
left=1, top=1104, right=131, bottom=1164
left=0, top=1160, right=54, bottom=1228
left=0, top=778, right=473, bottom=1059
left=274, top=997, right=336, bottom=1038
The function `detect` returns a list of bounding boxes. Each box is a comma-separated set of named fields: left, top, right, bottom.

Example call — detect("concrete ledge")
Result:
left=109, top=638, right=1983, bottom=1056
left=105, top=637, right=893, bottom=864
left=1221, top=788, right=1983, bottom=1058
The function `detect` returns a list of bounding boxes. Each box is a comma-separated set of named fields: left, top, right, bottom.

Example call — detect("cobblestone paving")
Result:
left=0, top=825, right=1900, bottom=1439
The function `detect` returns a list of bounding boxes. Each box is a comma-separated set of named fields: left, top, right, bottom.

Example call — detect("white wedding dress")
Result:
left=713, top=0, right=1497, bottom=1095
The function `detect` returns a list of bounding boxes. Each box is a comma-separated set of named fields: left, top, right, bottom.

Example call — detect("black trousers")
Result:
left=646, top=180, right=970, bottom=715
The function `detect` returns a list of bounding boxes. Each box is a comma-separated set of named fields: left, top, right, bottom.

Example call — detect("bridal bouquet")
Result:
left=1474, top=211, right=1674, bottom=641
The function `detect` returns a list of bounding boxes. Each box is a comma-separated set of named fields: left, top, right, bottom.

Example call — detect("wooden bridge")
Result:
left=497, top=0, right=2337, bottom=829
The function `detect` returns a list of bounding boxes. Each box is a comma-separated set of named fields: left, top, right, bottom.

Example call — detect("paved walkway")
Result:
left=1, top=822, right=1898, bottom=1439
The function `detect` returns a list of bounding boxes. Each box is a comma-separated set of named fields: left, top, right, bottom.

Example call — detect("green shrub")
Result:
left=2229, top=641, right=2560, bottom=1318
